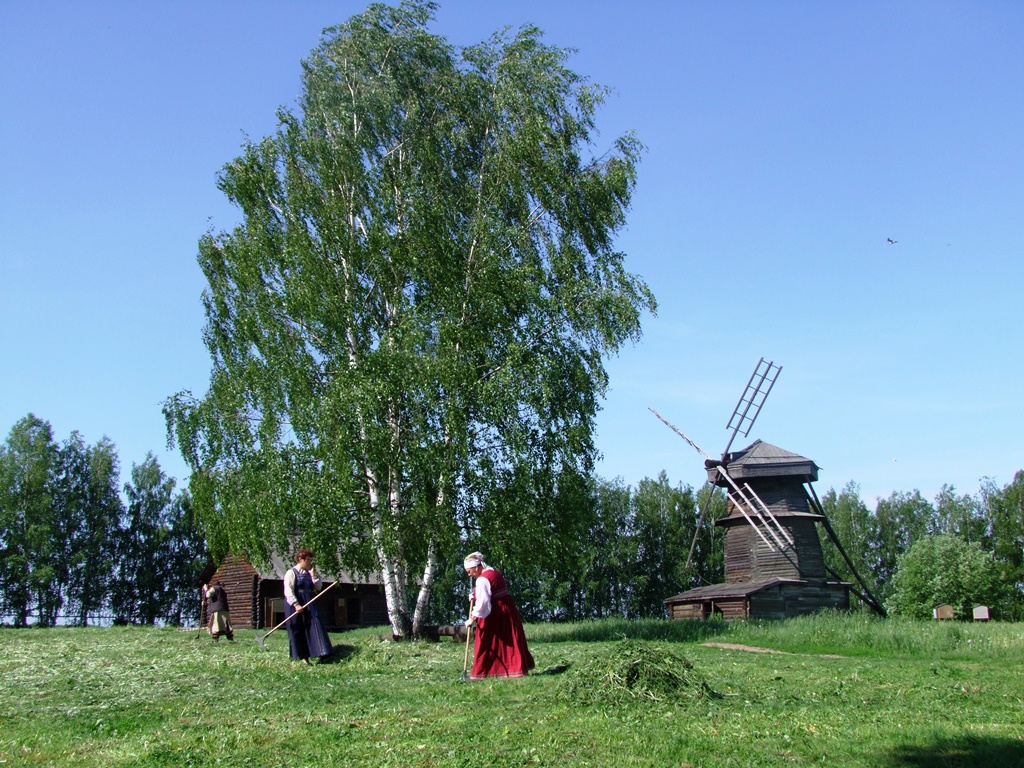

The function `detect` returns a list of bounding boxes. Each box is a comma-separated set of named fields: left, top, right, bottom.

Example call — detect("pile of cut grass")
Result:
left=558, top=637, right=715, bottom=706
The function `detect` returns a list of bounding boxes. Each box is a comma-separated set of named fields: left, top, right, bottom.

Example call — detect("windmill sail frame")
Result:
left=722, top=357, right=782, bottom=457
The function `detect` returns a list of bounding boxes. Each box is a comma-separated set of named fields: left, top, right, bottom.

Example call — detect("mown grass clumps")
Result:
left=558, top=638, right=715, bottom=707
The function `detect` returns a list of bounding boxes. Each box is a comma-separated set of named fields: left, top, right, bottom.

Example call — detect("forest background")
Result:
left=2, top=411, right=1021, bottom=628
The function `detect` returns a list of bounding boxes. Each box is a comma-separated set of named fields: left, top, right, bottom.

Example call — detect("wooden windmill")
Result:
left=655, top=359, right=885, bottom=620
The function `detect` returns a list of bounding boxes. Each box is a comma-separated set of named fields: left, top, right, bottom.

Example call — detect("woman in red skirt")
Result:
left=464, top=552, right=535, bottom=680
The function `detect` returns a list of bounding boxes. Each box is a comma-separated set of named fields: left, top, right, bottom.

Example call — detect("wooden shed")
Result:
left=665, top=441, right=851, bottom=620
left=665, top=577, right=849, bottom=621
left=199, top=553, right=389, bottom=631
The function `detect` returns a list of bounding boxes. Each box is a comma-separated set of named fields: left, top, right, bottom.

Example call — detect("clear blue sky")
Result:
left=3, top=1, right=1022, bottom=506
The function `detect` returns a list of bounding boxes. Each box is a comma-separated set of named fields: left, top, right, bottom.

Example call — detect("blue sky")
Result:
left=2, top=1, right=1022, bottom=505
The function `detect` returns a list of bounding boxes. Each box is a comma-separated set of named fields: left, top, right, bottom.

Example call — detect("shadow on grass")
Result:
left=322, top=644, right=359, bottom=663
left=532, top=618, right=731, bottom=644
left=533, top=664, right=571, bottom=675
left=885, top=734, right=1024, bottom=768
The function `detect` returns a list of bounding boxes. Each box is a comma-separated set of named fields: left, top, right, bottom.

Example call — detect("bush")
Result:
left=885, top=535, right=1008, bottom=620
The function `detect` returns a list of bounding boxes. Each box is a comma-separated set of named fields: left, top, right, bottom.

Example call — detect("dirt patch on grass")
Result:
left=701, top=642, right=843, bottom=659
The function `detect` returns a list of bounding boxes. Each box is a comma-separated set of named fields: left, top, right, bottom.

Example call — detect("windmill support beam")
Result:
left=683, top=483, right=718, bottom=573
left=824, top=564, right=882, bottom=616
left=804, top=484, right=887, bottom=618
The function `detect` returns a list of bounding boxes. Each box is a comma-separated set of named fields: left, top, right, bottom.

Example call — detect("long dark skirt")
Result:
left=285, top=602, right=333, bottom=660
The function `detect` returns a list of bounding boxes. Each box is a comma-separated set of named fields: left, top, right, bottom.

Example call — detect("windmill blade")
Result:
left=712, top=467, right=777, bottom=551
left=724, top=492, right=777, bottom=551
left=648, top=408, right=711, bottom=459
left=715, top=466, right=791, bottom=552
left=722, top=358, right=782, bottom=457
left=648, top=408, right=719, bottom=573
left=742, top=482, right=794, bottom=546
left=683, top=481, right=719, bottom=572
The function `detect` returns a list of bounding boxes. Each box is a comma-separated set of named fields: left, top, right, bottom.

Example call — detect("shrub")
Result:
left=885, top=535, right=1008, bottom=620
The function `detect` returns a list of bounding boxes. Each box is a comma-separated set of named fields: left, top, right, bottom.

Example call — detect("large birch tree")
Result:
left=165, top=0, right=655, bottom=636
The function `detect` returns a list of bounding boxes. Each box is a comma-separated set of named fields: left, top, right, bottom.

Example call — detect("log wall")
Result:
left=204, top=555, right=260, bottom=630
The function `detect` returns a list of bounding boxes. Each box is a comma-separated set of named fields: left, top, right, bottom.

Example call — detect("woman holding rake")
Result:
left=284, top=549, right=334, bottom=663
left=464, top=552, right=534, bottom=680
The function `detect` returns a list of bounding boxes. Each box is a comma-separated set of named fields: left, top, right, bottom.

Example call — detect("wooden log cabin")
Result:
left=665, top=440, right=851, bottom=620
left=199, top=553, right=389, bottom=631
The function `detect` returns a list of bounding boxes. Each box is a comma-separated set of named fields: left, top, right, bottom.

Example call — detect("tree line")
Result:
left=820, top=478, right=1023, bottom=620
left=0, top=414, right=206, bottom=627
left=3, top=412, right=1021, bottom=627
left=425, top=470, right=1024, bottom=624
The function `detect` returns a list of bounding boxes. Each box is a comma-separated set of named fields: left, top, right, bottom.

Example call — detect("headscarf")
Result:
left=463, top=551, right=485, bottom=570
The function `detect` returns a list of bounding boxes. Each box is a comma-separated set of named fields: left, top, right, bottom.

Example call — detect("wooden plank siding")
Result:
left=666, top=581, right=849, bottom=622
left=201, top=555, right=260, bottom=630
left=721, top=517, right=827, bottom=584
left=201, top=554, right=389, bottom=631
left=667, top=450, right=851, bottom=621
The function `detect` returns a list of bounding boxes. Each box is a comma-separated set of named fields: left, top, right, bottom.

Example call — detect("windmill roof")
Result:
left=664, top=577, right=802, bottom=603
left=708, top=439, right=819, bottom=484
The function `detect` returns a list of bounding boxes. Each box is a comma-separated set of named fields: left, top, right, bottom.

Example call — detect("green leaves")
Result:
left=167, top=0, right=655, bottom=631
left=885, top=534, right=1009, bottom=620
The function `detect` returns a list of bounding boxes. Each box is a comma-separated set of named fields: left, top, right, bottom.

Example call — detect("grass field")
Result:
left=2, top=613, right=1023, bottom=767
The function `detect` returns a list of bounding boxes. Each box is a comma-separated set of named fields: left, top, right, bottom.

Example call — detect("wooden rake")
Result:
left=461, top=599, right=474, bottom=681
left=255, top=580, right=338, bottom=650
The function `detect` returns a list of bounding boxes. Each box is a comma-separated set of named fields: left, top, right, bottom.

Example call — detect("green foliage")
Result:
left=469, top=472, right=718, bottom=624
left=980, top=471, right=1024, bottom=619
left=628, top=473, right=697, bottom=616
left=111, top=455, right=206, bottom=626
left=562, top=475, right=634, bottom=620
left=932, top=483, right=986, bottom=543
left=815, top=477, right=1024, bottom=621
left=54, top=434, right=123, bottom=626
left=0, top=415, right=203, bottom=627
left=869, top=489, right=933, bottom=602
left=0, top=415, right=58, bottom=626
left=166, top=0, right=655, bottom=633
left=820, top=482, right=872, bottom=581
left=885, top=534, right=1008, bottom=620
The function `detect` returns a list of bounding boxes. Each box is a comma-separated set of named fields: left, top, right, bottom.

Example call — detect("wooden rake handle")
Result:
left=256, top=580, right=338, bottom=648
left=462, top=599, right=475, bottom=679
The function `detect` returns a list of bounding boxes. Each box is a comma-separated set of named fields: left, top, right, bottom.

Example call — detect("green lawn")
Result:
left=2, top=614, right=1022, bottom=767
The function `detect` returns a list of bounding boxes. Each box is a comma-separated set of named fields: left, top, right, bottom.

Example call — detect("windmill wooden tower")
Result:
left=655, top=359, right=885, bottom=621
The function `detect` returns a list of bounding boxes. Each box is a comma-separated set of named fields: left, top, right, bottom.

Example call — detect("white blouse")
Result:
left=471, top=568, right=494, bottom=619
left=283, top=566, right=322, bottom=607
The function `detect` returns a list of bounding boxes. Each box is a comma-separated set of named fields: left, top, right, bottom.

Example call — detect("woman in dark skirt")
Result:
left=283, top=549, right=334, bottom=663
